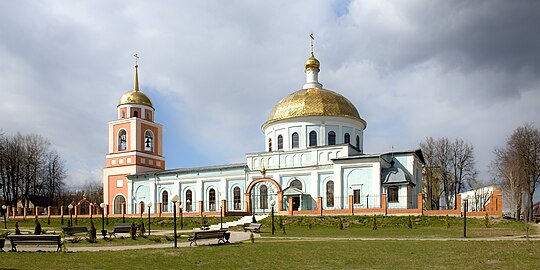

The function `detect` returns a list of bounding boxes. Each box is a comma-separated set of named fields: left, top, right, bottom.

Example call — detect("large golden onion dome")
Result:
left=118, top=62, right=154, bottom=109
left=264, top=88, right=365, bottom=126
left=118, top=89, right=153, bottom=108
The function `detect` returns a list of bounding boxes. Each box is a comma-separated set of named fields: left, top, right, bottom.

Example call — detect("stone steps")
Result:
left=208, top=215, right=268, bottom=230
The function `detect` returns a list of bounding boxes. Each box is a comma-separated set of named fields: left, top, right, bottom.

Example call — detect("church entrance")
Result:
left=292, top=196, right=300, bottom=211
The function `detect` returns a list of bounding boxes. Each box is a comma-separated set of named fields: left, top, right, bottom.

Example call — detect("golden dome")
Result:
left=118, top=89, right=154, bottom=108
left=264, top=88, right=365, bottom=126
left=304, top=53, right=320, bottom=71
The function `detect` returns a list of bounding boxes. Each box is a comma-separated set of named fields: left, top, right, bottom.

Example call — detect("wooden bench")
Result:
left=188, top=230, right=230, bottom=246
left=62, top=226, right=88, bottom=236
left=243, top=223, right=262, bottom=233
left=7, top=235, right=62, bottom=252
left=109, top=223, right=134, bottom=238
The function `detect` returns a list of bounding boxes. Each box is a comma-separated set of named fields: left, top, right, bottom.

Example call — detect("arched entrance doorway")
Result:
left=245, top=178, right=283, bottom=214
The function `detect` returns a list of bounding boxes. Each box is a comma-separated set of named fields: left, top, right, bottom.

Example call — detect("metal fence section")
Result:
left=352, top=194, right=382, bottom=209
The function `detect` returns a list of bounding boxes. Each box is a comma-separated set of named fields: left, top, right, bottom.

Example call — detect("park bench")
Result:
left=109, top=223, right=135, bottom=238
left=62, top=226, right=88, bottom=237
left=243, top=223, right=262, bottom=233
left=7, top=235, right=62, bottom=252
left=188, top=230, right=230, bottom=246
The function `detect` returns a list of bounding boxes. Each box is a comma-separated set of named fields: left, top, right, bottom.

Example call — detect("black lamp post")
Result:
left=2, top=205, right=7, bottom=229
left=270, top=199, right=275, bottom=235
left=172, top=195, right=179, bottom=248
left=463, top=195, right=468, bottom=238
left=147, top=202, right=152, bottom=236
left=220, top=204, right=223, bottom=230
left=100, top=203, right=107, bottom=237
left=68, top=203, right=73, bottom=227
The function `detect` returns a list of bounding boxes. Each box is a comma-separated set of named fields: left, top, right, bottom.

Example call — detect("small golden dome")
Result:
left=118, top=90, right=154, bottom=108
left=264, top=88, right=365, bottom=126
left=304, top=53, right=320, bottom=71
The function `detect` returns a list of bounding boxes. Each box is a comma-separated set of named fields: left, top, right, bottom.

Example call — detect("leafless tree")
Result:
left=491, top=147, right=526, bottom=219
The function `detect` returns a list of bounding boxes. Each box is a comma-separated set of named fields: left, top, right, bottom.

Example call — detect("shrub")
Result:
left=88, top=222, right=97, bottom=243
left=372, top=216, right=377, bottom=230
left=445, top=215, right=450, bottom=228
left=278, top=216, right=283, bottom=229
left=34, top=218, right=42, bottom=235
left=15, top=222, right=21, bottom=235
left=140, top=221, right=146, bottom=237
left=250, top=231, right=255, bottom=243
left=338, top=218, right=344, bottom=230
left=484, top=213, right=489, bottom=228
left=408, top=216, right=413, bottom=229
left=148, top=235, right=162, bottom=243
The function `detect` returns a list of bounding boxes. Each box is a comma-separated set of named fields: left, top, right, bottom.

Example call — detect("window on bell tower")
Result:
left=118, top=129, right=127, bottom=151
left=292, top=132, right=299, bottom=149
left=144, top=130, right=154, bottom=152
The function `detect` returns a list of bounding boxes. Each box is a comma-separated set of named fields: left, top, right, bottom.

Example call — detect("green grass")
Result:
left=0, top=240, right=538, bottom=269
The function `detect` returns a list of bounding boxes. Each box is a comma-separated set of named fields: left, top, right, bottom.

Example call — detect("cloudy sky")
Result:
left=1, top=0, right=539, bottom=188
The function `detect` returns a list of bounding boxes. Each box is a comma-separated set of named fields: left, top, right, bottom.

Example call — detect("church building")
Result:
left=103, top=46, right=425, bottom=216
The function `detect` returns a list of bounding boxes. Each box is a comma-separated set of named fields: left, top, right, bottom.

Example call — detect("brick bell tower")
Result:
left=103, top=55, right=165, bottom=214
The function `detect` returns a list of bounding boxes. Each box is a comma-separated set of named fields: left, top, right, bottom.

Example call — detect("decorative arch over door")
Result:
left=245, top=178, right=283, bottom=213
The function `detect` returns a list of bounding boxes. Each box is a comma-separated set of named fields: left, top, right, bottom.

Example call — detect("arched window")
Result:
left=278, top=135, right=283, bottom=150
left=388, top=186, right=399, bottom=202
left=121, top=111, right=125, bottom=119
left=344, top=133, right=350, bottom=144
left=309, top=131, right=317, bottom=147
left=162, top=190, right=169, bottom=212
left=144, top=130, right=154, bottom=152
left=233, top=187, right=241, bottom=210
left=356, top=135, right=360, bottom=150
left=133, top=111, right=139, bottom=118
left=326, top=181, right=334, bottom=207
left=186, top=190, right=193, bottom=212
left=118, top=129, right=127, bottom=151
left=268, top=138, right=272, bottom=152
left=146, top=112, right=150, bottom=120
left=113, top=195, right=126, bottom=214
left=209, top=188, right=216, bottom=211
left=139, top=201, right=145, bottom=214
left=290, top=179, right=302, bottom=190
left=260, top=185, right=268, bottom=209
left=328, top=131, right=336, bottom=145
left=292, top=132, right=299, bottom=149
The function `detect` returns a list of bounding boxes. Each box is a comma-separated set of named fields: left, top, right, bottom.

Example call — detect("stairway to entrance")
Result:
left=207, top=215, right=268, bottom=230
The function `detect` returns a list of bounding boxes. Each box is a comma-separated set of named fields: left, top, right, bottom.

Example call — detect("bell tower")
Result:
left=103, top=56, right=165, bottom=212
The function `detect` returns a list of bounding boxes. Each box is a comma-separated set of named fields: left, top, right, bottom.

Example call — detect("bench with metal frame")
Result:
left=109, top=223, right=135, bottom=238
left=7, top=235, right=62, bottom=252
left=243, top=223, right=262, bottom=233
left=188, top=230, right=230, bottom=246
left=61, top=226, right=88, bottom=237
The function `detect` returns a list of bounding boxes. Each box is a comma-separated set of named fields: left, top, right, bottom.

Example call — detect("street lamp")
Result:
left=68, top=203, right=74, bottom=227
left=147, top=202, right=153, bottom=236
left=100, top=203, right=107, bottom=237
left=171, top=195, right=180, bottom=248
left=270, top=199, right=275, bottom=235
left=2, top=205, right=7, bottom=229
left=463, top=195, right=469, bottom=238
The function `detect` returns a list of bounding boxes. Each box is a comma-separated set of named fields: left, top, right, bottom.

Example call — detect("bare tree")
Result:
left=451, top=138, right=478, bottom=208
left=420, top=137, right=443, bottom=210
left=492, top=147, right=526, bottom=219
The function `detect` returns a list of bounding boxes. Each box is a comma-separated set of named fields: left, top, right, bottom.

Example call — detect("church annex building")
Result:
left=103, top=47, right=487, bottom=218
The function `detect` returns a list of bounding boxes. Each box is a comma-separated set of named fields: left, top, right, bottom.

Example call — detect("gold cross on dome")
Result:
left=133, top=53, right=139, bottom=66
left=309, top=33, right=314, bottom=54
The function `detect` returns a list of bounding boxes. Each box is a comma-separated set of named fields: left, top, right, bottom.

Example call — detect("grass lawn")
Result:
left=0, top=240, right=538, bottom=269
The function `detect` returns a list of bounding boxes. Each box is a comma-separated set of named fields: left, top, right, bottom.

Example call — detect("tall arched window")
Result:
left=388, top=186, right=399, bottom=202
left=344, top=133, right=351, bottom=144
left=326, top=181, right=334, bottom=207
left=328, top=131, right=336, bottom=145
left=268, top=138, right=272, bottom=152
left=356, top=135, right=360, bottom=150
left=292, top=132, right=299, bottom=149
left=209, top=188, right=216, bottom=211
left=290, top=179, right=302, bottom=190
left=113, top=195, right=126, bottom=214
left=278, top=135, right=283, bottom=150
left=233, top=187, right=241, bottom=210
left=118, top=129, right=127, bottom=151
left=162, top=190, right=169, bottom=212
left=186, top=190, right=193, bottom=212
left=121, top=111, right=125, bottom=118
left=260, top=185, right=268, bottom=209
left=133, top=111, right=139, bottom=118
left=144, top=130, right=154, bottom=152
left=309, top=131, right=317, bottom=147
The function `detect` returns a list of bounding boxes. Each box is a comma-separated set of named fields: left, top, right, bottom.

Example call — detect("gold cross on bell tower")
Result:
left=133, top=53, right=139, bottom=66
left=309, top=33, right=315, bottom=55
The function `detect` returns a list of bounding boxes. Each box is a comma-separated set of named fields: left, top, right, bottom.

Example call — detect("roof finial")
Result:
left=309, top=33, right=314, bottom=56
left=260, top=160, right=267, bottom=178
left=133, top=53, right=140, bottom=92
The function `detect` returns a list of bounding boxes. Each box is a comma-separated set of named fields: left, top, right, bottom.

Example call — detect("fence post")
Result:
left=418, top=194, right=423, bottom=215
left=35, top=206, right=39, bottom=218
left=288, top=197, right=294, bottom=216
left=382, top=194, right=387, bottom=216
left=198, top=200, right=203, bottom=217
left=348, top=195, right=354, bottom=215
left=317, top=197, right=323, bottom=216
left=221, top=199, right=226, bottom=217
left=157, top=202, right=162, bottom=217
left=23, top=207, right=27, bottom=219
left=48, top=206, right=52, bottom=218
